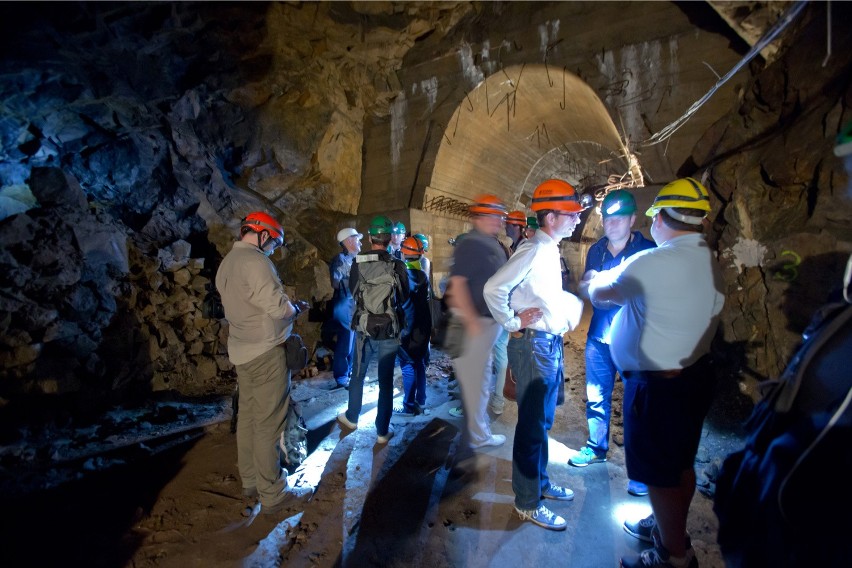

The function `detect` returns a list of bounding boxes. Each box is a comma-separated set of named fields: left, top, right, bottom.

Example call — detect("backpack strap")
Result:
left=775, top=303, right=852, bottom=520
left=775, top=303, right=852, bottom=412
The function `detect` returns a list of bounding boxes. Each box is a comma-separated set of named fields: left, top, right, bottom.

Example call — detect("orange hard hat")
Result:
left=506, top=210, right=526, bottom=226
left=241, top=211, right=285, bottom=246
left=469, top=194, right=508, bottom=217
left=401, top=236, right=424, bottom=257
left=530, top=179, right=582, bottom=213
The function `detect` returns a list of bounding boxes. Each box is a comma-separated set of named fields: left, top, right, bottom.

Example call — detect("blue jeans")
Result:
left=345, top=333, right=399, bottom=437
left=584, top=338, right=618, bottom=455
left=509, top=330, right=563, bottom=510
left=398, top=346, right=426, bottom=411
left=331, top=321, right=355, bottom=381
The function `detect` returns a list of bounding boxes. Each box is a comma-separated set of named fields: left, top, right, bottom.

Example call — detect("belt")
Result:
left=523, top=328, right=562, bottom=341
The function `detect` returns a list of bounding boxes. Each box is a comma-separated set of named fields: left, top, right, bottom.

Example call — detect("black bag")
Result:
left=714, top=302, right=852, bottom=566
left=433, top=311, right=464, bottom=358
left=284, top=333, right=309, bottom=371
left=202, top=284, right=225, bottom=319
left=279, top=399, right=308, bottom=467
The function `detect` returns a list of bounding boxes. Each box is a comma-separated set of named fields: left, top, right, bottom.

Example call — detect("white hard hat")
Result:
left=336, top=227, right=363, bottom=243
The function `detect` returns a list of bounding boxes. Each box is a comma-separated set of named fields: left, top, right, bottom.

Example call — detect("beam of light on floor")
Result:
left=241, top=512, right=303, bottom=568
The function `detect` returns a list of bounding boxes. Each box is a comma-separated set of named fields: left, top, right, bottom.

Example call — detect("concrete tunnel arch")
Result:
left=421, top=64, right=643, bottom=289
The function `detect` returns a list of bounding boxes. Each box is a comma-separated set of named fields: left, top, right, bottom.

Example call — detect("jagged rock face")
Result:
left=0, top=1, right=849, bottom=410
left=0, top=1, right=466, bottom=402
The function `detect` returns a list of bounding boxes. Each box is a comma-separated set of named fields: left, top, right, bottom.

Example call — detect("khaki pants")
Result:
left=235, top=344, right=290, bottom=508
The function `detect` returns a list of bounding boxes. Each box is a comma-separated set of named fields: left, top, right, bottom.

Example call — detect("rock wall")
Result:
left=693, top=3, right=852, bottom=397
left=0, top=1, right=849, bottom=414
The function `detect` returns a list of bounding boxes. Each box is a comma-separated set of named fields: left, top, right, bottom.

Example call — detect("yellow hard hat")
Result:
left=646, top=177, right=711, bottom=222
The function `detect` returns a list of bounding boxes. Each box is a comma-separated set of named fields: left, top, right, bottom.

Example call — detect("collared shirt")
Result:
left=330, top=251, right=355, bottom=294
left=215, top=241, right=297, bottom=365
left=484, top=229, right=584, bottom=335
left=585, top=230, right=656, bottom=342
left=599, top=233, right=725, bottom=371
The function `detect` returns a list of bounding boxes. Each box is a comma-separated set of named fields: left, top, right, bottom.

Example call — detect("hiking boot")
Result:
left=448, top=406, right=464, bottom=418
left=541, top=484, right=575, bottom=501
left=623, top=514, right=656, bottom=543
left=620, top=542, right=698, bottom=568
left=393, top=404, right=416, bottom=417
left=377, top=425, right=395, bottom=444
left=628, top=480, right=649, bottom=496
left=337, top=412, right=358, bottom=430
left=471, top=434, right=506, bottom=449
left=514, top=504, right=567, bottom=531
left=568, top=446, right=607, bottom=467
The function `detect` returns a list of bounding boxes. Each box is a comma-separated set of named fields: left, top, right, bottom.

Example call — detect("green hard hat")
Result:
left=601, top=190, right=637, bottom=217
left=526, top=216, right=539, bottom=230
left=391, top=221, right=406, bottom=235
left=368, top=215, right=393, bottom=235
left=413, top=233, right=429, bottom=252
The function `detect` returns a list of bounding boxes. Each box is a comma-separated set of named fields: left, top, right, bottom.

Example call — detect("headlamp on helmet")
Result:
left=601, top=190, right=637, bottom=218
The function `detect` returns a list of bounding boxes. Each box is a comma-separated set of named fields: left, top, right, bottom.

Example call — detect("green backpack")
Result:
left=352, top=253, right=400, bottom=339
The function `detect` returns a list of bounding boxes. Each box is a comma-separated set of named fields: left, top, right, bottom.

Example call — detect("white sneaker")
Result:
left=471, top=434, right=506, bottom=449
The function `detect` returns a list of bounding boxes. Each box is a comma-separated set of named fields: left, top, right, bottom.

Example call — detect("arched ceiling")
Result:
left=426, top=64, right=636, bottom=213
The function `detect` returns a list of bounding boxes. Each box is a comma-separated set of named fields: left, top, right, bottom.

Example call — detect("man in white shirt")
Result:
left=484, top=179, right=585, bottom=531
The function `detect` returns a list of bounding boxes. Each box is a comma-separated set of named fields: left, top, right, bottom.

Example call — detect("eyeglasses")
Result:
left=554, top=211, right=580, bottom=220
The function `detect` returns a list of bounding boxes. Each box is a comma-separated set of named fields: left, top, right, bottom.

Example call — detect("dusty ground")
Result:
left=0, top=303, right=746, bottom=568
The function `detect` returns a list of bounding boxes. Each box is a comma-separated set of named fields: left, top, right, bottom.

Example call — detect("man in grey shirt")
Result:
left=216, top=211, right=308, bottom=515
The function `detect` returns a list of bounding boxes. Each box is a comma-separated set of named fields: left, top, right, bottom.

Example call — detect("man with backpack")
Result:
left=394, top=236, right=432, bottom=416
left=337, top=215, right=409, bottom=444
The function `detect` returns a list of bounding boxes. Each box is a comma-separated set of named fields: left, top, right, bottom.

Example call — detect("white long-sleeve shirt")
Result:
left=484, top=229, right=583, bottom=335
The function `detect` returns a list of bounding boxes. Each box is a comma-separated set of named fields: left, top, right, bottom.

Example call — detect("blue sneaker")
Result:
left=541, top=484, right=575, bottom=501
left=568, top=446, right=607, bottom=467
left=628, top=480, right=649, bottom=496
